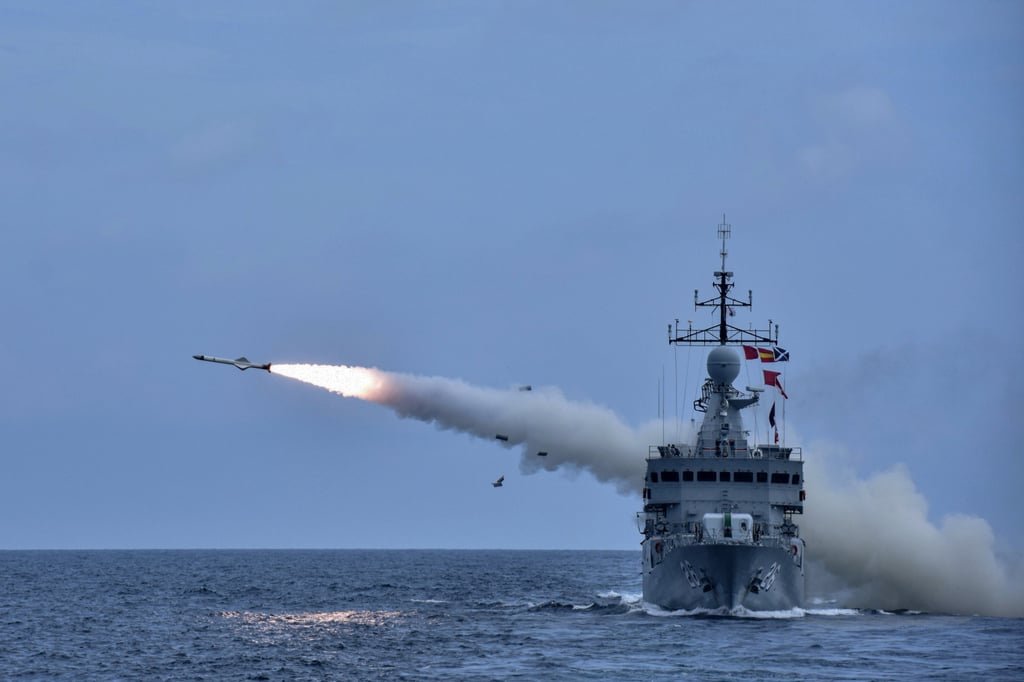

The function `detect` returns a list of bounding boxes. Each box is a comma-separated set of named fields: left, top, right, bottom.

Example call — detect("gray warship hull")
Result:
left=643, top=219, right=807, bottom=612
left=643, top=543, right=804, bottom=611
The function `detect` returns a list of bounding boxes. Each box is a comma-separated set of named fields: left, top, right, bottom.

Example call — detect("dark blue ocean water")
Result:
left=1, top=550, right=1021, bottom=681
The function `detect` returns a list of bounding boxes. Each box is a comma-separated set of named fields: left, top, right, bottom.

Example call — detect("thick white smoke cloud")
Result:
left=801, top=442, right=1024, bottom=617
left=273, top=363, right=1024, bottom=616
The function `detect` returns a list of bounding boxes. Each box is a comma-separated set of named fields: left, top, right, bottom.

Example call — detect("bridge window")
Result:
left=682, top=470, right=694, bottom=482
left=792, top=474, right=801, bottom=485
left=697, top=470, right=716, bottom=482
left=661, top=470, right=680, bottom=482
left=771, top=472, right=790, bottom=484
left=734, top=471, right=753, bottom=483
left=649, top=472, right=659, bottom=483
left=719, top=471, right=731, bottom=482
left=757, top=472, right=768, bottom=483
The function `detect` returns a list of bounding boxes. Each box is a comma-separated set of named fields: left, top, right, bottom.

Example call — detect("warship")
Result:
left=639, top=218, right=805, bottom=611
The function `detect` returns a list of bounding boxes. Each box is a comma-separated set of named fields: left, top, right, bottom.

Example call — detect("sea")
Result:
left=1, top=550, right=1021, bottom=681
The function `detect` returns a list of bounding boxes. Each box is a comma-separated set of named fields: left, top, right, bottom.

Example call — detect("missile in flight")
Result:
left=193, top=354, right=271, bottom=371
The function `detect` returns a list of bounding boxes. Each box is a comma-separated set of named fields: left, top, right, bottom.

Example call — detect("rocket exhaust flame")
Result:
left=270, top=364, right=386, bottom=400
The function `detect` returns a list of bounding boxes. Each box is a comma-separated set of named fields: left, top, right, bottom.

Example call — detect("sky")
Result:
left=1, top=0, right=1022, bottom=569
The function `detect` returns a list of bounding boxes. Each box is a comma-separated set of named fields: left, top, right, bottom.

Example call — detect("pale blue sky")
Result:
left=1, top=1, right=1021, bottom=551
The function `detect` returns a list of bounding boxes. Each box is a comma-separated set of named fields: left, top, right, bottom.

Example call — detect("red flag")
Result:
left=774, top=427, right=779, bottom=444
left=763, top=370, right=788, bottom=399
left=757, top=348, right=775, bottom=362
left=768, top=402, right=777, bottom=429
left=743, top=345, right=759, bottom=360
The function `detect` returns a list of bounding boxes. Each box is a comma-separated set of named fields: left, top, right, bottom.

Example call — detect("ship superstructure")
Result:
left=639, top=218, right=805, bottom=611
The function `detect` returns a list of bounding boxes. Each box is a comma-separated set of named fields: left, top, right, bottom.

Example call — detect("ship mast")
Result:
left=669, top=215, right=778, bottom=348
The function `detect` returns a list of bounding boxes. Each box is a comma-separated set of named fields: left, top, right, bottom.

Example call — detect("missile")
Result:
left=192, top=354, right=271, bottom=371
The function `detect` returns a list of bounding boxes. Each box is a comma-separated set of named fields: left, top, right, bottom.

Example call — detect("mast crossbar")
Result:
left=668, top=216, right=779, bottom=347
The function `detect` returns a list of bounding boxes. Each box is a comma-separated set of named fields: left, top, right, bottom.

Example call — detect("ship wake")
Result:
left=641, top=604, right=860, bottom=619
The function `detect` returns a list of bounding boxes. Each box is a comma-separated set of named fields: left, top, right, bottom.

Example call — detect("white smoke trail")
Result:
left=270, top=363, right=665, bottom=494
left=269, top=362, right=1024, bottom=616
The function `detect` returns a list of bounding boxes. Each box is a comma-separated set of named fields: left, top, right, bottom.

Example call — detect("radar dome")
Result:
left=707, top=346, right=741, bottom=385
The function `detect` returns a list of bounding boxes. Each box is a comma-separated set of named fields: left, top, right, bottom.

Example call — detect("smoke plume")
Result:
left=270, top=363, right=1024, bottom=616
left=270, top=363, right=662, bottom=494
left=801, top=443, right=1024, bottom=617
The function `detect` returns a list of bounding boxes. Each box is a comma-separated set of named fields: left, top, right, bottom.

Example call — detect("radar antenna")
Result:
left=669, top=215, right=779, bottom=347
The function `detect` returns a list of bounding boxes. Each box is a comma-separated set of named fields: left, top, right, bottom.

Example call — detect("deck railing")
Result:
left=649, top=444, right=802, bottom=461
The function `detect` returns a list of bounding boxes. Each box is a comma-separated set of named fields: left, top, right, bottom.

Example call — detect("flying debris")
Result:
left=536, top=451, right=548, bottom=457
left=492, top=475, right=504, bottom=488
left=495, top=434, right=509, bottom=442
left=192, top=355, right=271, bottom=372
